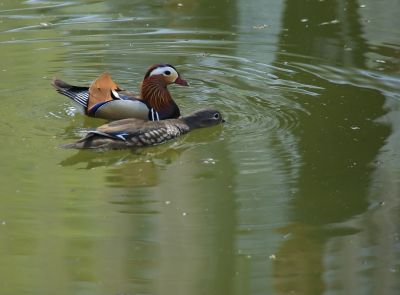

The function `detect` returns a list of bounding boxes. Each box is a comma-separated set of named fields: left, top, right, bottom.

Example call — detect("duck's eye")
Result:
left=164, top=70, right=171, bottom=76
left=213, top=113, right=220, bottom=119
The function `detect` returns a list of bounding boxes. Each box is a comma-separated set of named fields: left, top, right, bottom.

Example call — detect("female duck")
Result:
left=62, top=109, right=224, bottom=150
left=52, top=64, right=189, bottom=121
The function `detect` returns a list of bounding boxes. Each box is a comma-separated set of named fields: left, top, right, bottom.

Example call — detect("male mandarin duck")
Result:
left=52, top=64, right=189, bottom=121
left=62, top=108, right=224, bottom=150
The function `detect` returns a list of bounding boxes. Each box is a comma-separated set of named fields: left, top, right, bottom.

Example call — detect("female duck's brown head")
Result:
left=141, top=64, right=189, bottom=120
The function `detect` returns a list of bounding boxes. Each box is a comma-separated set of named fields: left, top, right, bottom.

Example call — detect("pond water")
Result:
left=0, top=0, right=399, bottom=294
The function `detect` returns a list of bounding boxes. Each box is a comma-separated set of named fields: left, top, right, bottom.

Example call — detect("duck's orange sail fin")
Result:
left=88, top=72, right=123, bottom=111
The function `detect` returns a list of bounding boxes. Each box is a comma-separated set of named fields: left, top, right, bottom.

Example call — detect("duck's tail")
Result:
left=51, top=78, right=89, bottom=108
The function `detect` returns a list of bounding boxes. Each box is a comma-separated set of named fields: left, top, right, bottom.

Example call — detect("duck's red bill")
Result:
left=175, top=76, right=189, bottom=86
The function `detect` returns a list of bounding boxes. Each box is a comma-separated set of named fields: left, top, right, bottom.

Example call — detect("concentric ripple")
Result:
left=182, top=58, right=313, bottom=139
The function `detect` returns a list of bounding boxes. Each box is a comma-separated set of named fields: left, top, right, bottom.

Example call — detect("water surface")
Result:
left=0, top=0, right=399, bottom=294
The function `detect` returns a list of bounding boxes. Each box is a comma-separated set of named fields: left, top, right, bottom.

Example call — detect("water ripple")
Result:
left=292, top=62, right=400, bottom=100
left=184, top=58, right=312, bottom=139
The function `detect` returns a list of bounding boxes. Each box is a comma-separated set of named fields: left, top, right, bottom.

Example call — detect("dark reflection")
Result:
left=107, top=0, right=238, bottom=30
left=278, top=0, right=366, bottom=67
left=272, top=0, right=391, bottom=294
left=291, top=83, right=389, bottom=223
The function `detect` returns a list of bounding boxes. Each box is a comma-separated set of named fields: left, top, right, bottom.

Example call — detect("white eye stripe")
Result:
left=149, top=66, right=178, bottom=77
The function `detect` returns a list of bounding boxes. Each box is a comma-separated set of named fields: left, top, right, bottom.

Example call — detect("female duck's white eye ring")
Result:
left=214, top=113, right=220, bottom=119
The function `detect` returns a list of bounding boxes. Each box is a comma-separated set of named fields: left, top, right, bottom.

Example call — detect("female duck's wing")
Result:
left=95, top=118, right=155, bottom=138
left=63, top=119, right=190, bottom=149
left=61, top=118, right=146, bottom=149
left=75, top=119, right=189, bottom=149
left=95, top=119, right=189, bottom=145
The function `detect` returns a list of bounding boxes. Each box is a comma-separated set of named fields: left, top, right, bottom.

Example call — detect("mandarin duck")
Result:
left=52, top=64, right=189, bottom=121
left=62, top=108, right=224, bottom=150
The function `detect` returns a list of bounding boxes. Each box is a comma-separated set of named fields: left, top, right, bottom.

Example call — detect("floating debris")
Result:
left=319, top=19, right=340, bottom=26
left=253, top=24, right=269, bottom=30
left=40, top=22, right=51, bottom=28
left=203, top=158, right=216, bottom=164
left=283, top=233, right=292, bottom=239
left=48, top=112, right=62, bottom=119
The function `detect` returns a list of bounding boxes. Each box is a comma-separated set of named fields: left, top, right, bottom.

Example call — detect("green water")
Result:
left=0, top=0, right=399, bottom=294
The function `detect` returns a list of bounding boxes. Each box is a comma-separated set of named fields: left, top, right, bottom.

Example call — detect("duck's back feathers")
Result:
left=63, top=118, right=189, bottom=149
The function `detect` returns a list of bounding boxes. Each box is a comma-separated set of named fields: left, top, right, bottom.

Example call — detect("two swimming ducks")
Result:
left=53, top=64, right=223, bottom=149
